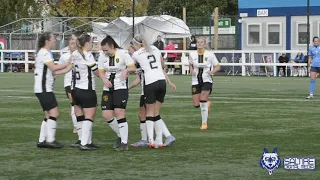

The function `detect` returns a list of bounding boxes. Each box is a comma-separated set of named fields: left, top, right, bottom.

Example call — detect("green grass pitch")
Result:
left=0, top=73, right=319, bottom=180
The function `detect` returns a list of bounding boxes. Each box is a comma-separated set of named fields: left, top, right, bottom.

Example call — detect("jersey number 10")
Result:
left=148, top=55, right=158, bottom=69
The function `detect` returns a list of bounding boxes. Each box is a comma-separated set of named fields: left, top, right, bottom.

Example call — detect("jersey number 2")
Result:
left=74, top=65, right=81, bottom=80
left=148, top=55, right=158, bottom=69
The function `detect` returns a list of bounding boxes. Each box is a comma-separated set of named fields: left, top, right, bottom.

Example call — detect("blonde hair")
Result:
left=132, top=34, right=152, bottom=52
left=196, top=36, right=209, bottom=49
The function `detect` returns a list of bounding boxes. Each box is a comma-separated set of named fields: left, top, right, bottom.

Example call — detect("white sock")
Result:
left=154, top=119, right=163, bottom=145
left=39, top=118, right=47, bottom=142
left=107, top=118, right=120, bottom=137
left=46, top=118, right=57, bottom=143
left=140, top=120, right=147, bottom=141
left=146, top=117, right=154, bottom=144
left=88, top=126, right=92, bottom=144
left=71, top=106, right=77, bottom=128
left=159, top=119, right=171, bottom=137
left=77, top=121, right=83, bottom=141
left=81, top=120, right=92, bottom=146
left=118, top=118, right=128, bottom=144
left=200, top=101, right=208, bottom=124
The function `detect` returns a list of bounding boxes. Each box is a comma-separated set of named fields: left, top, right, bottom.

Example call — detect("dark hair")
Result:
left=76, top=34, right=91, bottom=59
left=313, top=36, right=319, bottom=42
left=101, top=35, right=120, bottom=49
left=37, top=32, right=52, bottom=53
left=72, top=31, right=84, bottom=38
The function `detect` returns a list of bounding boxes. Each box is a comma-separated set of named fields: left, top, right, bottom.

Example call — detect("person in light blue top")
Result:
left=307, top=36, right=320, bottom=99
left=294, top=52, right=305, bottom=63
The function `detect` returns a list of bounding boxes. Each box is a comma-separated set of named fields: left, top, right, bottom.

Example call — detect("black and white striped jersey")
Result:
left=72, top=50, right=98, bottom=90
left=34, top=48, right=55, bottom=93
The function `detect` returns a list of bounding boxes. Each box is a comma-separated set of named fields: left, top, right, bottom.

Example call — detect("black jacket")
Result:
left=153, top=40, right=164, bottom=50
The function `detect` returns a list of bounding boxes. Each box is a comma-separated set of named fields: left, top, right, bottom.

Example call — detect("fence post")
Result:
left=241, top=52, right=246, bottom=76
left=273, top=53, right=277, bottom=77
left=25, top=52, right=29, bottom=73
left=1, top=51, right=3, bottom=72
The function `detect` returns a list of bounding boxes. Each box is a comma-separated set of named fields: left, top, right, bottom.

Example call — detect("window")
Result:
left=297, top=23, right=308, bottom=45
left=248, top=24, right=261, bottom=45
left=267, top=24, right=281, bottom=45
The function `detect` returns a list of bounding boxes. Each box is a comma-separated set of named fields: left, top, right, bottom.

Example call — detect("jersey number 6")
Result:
left=147, top=55, right=158, bottom=69
left=74, top=65, right=81, bottom=80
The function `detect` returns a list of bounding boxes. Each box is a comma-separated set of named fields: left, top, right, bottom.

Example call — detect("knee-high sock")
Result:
left=39, top=118, right=47, bottom=142
left=107, top=118, right=120, bottom=137
left=77, top=116, right=85, bottom=141
left=310, top=79, right=316, bottom=95
left=71, top=105, right=77, bottom=128
left=158, top=116, right=171, bottom=137
left=117, top=118, right=128, bottom=144
left=81, top=119, right=93, bottom=146
left=47, top=117, right=57, bottom=143
left=146, top=116, right=154, bottom=144
left=140, top=120, right=147, bottom=141
left=154, top=115, right=163, bottom=144
left=200, top=101, right=208, bottom=124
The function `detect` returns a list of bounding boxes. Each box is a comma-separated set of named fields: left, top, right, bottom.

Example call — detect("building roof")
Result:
left=239, top=0, right=320, bottom=9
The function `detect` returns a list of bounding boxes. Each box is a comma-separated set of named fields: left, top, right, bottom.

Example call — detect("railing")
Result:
left=0, top=50, right=308, bottom=77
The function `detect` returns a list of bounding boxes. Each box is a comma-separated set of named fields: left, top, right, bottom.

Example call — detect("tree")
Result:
left=147, top=0, right=238, bottom=26
left=45, top=0, right=148, bottom=17
left=0, top=0, right=43, bottom=27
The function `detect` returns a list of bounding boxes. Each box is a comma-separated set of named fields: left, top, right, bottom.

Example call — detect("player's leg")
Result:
left=113, top=89, right=129, bottom=151
left=199, top=83, right=212, bottom=130
left=154, top=80, right=175, bottom=147
left=144, top=83, right=157, bottom=148
left=37, top=110, right=48, bottom=148
left=70, top=88, right=84, bottom=147
left=101, top=91, right=121, bottom=149
left=79, top=90, right=98, bottom=151
left=44, top=92, right=64, bottom=148
left=66, top=86, right=77, bottom=133
left=307, top=67, right=317, bottom=99
left=131, top=96, right=148, bottom=148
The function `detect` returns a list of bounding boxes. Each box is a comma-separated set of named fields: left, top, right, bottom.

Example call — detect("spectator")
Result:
left=153, top=35, right=164, bottom=51
left=291, top=52, right=305, bottom=76
left=164, top=40, right=177, bottom=75
left=189, top=35, right=197, bottom=50
left=277, top=53, right=289, bottom=77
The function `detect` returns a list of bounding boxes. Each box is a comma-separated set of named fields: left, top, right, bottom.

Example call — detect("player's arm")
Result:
left=124, top=52, right=136, bottom=73
left=188, top=55, right=196, bottom=76
left=97, top=56, right=112, bottom=88
left=129, top=74, right=141, bottom=89
left=160, top=56, right=176, bottom=91
left=46, top=60, right=70, bottom=72
left=208, top=53, right=221, bottom=75
left=55, top=64, right=73, bottom=75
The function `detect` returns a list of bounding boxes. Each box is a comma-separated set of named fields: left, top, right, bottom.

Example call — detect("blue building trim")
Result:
left=239, top=6, right=320, bottom=17
left=286, top=15, right=291, bottom=51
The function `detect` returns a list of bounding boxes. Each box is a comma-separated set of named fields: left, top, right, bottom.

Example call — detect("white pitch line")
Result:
left=0, top=93, right=317, bottom=103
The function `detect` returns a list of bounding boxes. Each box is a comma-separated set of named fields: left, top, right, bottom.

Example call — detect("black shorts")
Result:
left=101, top=89, right=128, bottom=110
left=72, top=88, right=97, bottom=108
left=140, top=95, right=146, bottom=107
left=311, top=66, right=320, bottom=73
left=35, top=92, right=58, bottom=111
left=144, top=80, right=166, bottom=104
left=64, top=86, right=72, bottom=99
left=192, top=82, right=212, bottom=95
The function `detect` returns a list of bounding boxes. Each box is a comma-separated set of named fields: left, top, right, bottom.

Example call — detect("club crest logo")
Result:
left=116, top=58, right=120, bottom=63
left=103, top=95, right=108, bottom=102
left=260, top=148, right=281, bottom=175
left=192, top=87, right=196, bottom=93
left=205, top=57, right=208, bottom=61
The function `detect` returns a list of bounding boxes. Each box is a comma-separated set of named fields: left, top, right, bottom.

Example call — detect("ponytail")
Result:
left=36, top=32, right=52, bottom=53
left=133, top=34, right=152, bottom=53
left=76, top=34, right=91, bottom=59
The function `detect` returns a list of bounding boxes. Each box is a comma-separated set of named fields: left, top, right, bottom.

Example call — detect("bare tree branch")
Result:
left=45, top=0, right=63, bottom=17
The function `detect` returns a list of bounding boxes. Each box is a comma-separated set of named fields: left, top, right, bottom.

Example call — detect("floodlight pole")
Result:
left=132, top=0, right=135, bottom=38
